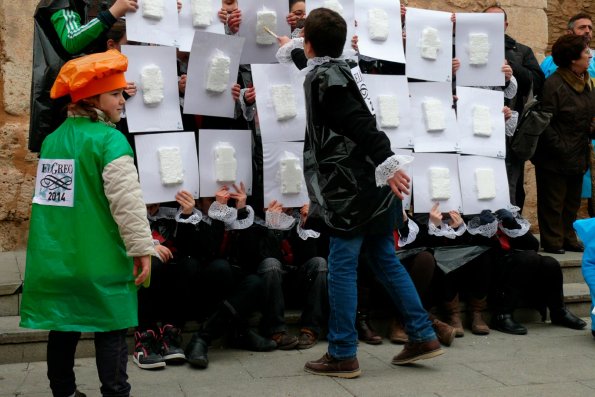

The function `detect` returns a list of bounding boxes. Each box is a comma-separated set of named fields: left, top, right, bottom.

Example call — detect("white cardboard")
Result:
left=405, top=8, right=453, bottom=82
left=121, top=45, right=183, bottom=133
left=262, top=141, right=309, bottom=208
left=393, top=148, right=413, bottom=211
left=198, top=129, right=253, bottom=197
left=411, top=152, right=462, bottom=213
left=456, top=86, right=506, bottom=158
left=354, top=0, right=405, bottom=63
left=178, top=0, right=225, bottom=52
left=135, top=131, right=200, bottom=204
left=458, top=155, right=510, bottom=214
left=455, top=13, right=505, bottom=87
left=126, top=0, right=180, bottom=47
left=183, top=31, right=245, bottom=118
left=251, top=63, right=307, bottom=143
left=308, top=0, right=355, bottom=53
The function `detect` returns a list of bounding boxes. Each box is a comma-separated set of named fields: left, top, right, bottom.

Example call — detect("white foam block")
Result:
left=256, top=10, right=277, bottom=45
left=140, top=64, right=164, bottom=106
left=280, top=157, right=302, bottom=194
left=214, top=143, right=237, bottom=182
left=469, top=33, right=489, bottom=65
left=430, top=167, right=450, bottom=200
left=143, top=0, right=164, bottom=20
left=191, top=0, right=212, bottom=27
left=378, top=95, right=399, bottom=128
left=422, top=98, right=445, bottom=131
left=270, top=85, right=297, bottom=121
left=421, top=27, right=441, bottom=60
left=472, top=105, right=492, bottom=137
left=158, top=147, right=184, bottom=185
left=206, top=52, right=230, bottom=93
left=368, top=8, right=389, bottom=42
left=475, top=168, right=496, bottom=200
left=323, top=0, right=344, bottom=15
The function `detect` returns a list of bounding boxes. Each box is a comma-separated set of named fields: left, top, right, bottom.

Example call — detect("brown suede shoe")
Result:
left=297, top=328, right=318, bottom=350
left=391, top=339, right=444, bottom=365
left=304, top=353, right=361, bottom=378
left=389, top=318, right=409, bottom=344
left=271, top=332, right=299, bottom=350
left=432, top=318, right=456, bottom=347
left=356, top=313, right=383, bottom=345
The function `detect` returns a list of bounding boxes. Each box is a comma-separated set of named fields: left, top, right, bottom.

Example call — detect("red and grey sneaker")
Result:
left=133, top=330, right=166, bottom=369
left=160, top=324, right=186, bottom=363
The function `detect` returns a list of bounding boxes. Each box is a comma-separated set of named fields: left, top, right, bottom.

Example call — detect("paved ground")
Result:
left=2, top=320, right=595, bottom=397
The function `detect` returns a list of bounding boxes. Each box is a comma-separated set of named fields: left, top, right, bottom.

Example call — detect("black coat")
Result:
left=504, top=34, right=545, bottom=113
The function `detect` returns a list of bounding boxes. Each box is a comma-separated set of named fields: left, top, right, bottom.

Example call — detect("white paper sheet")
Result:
left=362, top=74, right=412, bottom=148
left=411, top=153, right=462, bottom=213
left=126, top=0, right=180, bottom=47
left=405, top=8, right=453, bottom=82
left=262, top=141, right=309, bottom=208
left=456, top=86, right=506, bottom=158
left=393, top=148, right=413, bottom=211
left=238, top=1, right=291, bottom=64
left=178, top=0, right=225, bottom=52
left=121, top=45, right=184, bottom=133
left=354, top=0, right=405, bottom=63
left=183, top=31, right=245, bottom=118
left=251, top=63, right=307, bottom=143
left=135, top=131, right=200, bottom=204
left=408, top=82, right=458, bottom=152
left=198, top=129, right=253, bottom=197
left=308, top=0, right=355, bottom=54
left=455, top=13, right=505, bottom=87
left=458, top=155, right=510, bottom=214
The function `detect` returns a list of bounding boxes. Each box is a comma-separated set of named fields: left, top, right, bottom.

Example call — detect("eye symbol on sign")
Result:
left=40, top=175, right=73, bottom=190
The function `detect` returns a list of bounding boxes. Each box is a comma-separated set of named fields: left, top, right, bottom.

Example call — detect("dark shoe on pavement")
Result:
left=391, top=339, right=444, bottom=365
left=432, top=318, right=456, bottom=347
left=356, top=313, right=383, bottom=345
left=236, top=328, right=277, bottom=352
left=304, top=353, right=361, bottom=379
left=563, top=242, right=584, bottom=252
left=543, top=247, right=565, bottom=254
left=491, top=313, right=527, bottom=335
left=186, top=333, right=209, bottom=369
left=272, top=331, right=299, bottom=350
left=133, top=330, right=166, bottom=370
left=550, top=309, right=587, bottom=330
left=297, top=328, right=318, bottom=350
left=388, top=317, right=409, bottom=344
left=160, top=324, right=186, bottom=363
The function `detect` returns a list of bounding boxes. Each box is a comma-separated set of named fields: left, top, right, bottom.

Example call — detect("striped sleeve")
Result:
left=50, top=9, right=108, bottom=54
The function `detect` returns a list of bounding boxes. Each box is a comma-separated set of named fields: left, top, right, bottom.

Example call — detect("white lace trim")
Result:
left=297, top=222, right=320, bottom=240
left=276, top=37, right=304, bottom=64
left=147, top=206, right=178, bottom=221
left=266, top=211, right=296, bottom=230
left=398, top=218, right=419, bottom=247
left=175, top=207, right=203, bottom=225
left=498, top=209, right=531, bottom=237
left=226, top=205, right=255, bottom=230
left=238, top=88, right=256, bottom=121
left=505, top=110, right=519, bottom=137
left=152, top=239, right=161, bottom=246
left=208, top=201, right=238, bottom=223
left=503, top=75, right=518, bottom=100
left=466, top=217, right=498, bottom=238
left=201, top=214, right=212, bottom=225
left=375, top=154, right=415, bottom=187
left=428, top=222, right=467, bottom=239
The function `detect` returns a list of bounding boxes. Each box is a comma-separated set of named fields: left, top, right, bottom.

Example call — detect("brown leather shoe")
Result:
left=443, top=295, right=464, bottom=337
left=356, top=312, right=382, bottom=345
left=297, top=328, right=318, bottom=350
left=304, top=353, right=361, bottom=378
left=389, top=317, right=409, bottom=344
left=469, top=298, right=490, bottom=335
left=391, top=339, right=444, bottom=365
left=271, top=332, right=299, bottom=350
left=431, top=318, right=456, bottom=347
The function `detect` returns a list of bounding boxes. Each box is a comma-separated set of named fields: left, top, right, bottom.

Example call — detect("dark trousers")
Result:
left=47, top=329, right=129, bottom=397
left=442, top=251, right=495, bottom=302
left=505, top=139, right=526, bottom=209
left=535, top=167, right=582, bottom=250
left=401, top=250, right=443, bottom=310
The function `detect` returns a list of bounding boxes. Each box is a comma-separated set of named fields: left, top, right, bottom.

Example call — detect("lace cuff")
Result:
left=375, top=154, right=415, bottom=187
left=297, top=222, right=320, bottom=240
left=276, top=37, right=304, bottom=64
left=503, top=75, right=518, bottom=99
left=208, top=201, right=238, bottom=223
left=466, top=217, right=498, bottom=238
left=226, top=206, right=255, bottom=230
left=498, top=208, right=531, bottom=238
left=428, top=222, right=467, bottom=239
left=398, top=218, right=419, bottom=247
left=239, top=88, right=256, bottom=121
left=266, top=211, right=296, bottom=230
left=175, top=207, right=203, bottom=225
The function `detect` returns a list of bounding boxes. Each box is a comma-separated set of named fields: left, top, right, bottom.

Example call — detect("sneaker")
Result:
left=133, top=330, right=166, bottom=369
left=297, top=328, right=318, bottom=350
left=271, top=331, right=299, bottom=350
left=186, top=333, right=208, bottom=369
left=391, top=339, right=444, bottom=365
left=304, top=353, right=361, bottom=379
left=160, top=324, right=186, bottom=363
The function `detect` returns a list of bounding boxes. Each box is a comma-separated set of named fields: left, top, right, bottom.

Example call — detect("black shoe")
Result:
left=133, top=330, right=166, bottom=370
left=160, top=324, right=186, bottom=363
left=550, top=309, right=587, bottom=330
left=491, top=313, right=527, bottom=335
left=235, top=328, right=277, bottom=352
left=543, top=247, right=565, bottom=254
left=563, top=243, right=584, bottom=252
left=74, top=391, right=87, bottom=397
left=186, top=333, right=208, bottom=369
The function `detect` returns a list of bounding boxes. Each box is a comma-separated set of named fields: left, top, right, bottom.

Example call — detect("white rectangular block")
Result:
left=378, top=95, right=399, bottom=128
left=191, top=0, right=213, bottom=27
left=143, top=0, right=164, bottom=20
left=141, top=64, right=164, bottom=106
left=214, top=143, right=237, bottom=182
left=280, top=156, right=302, bottom=194
left=421, top=27, right=441, bottom=60
left=206, top=52, right=230, bottom=93
left=422, top=98, right=445, bottom=132
left=475, top=168, right=496, bottom=200
left=158, top=147, right=184, bottom=185
left=429, top=167, right=450, bottom=200
left=256, top=10, right=277, bottom=45
left=469, top=33, right=490, bottom=65
left=270, top=85, right=298, bottom=121
left=368, top=8, right=389, bottom=42
left=472, top=105, right=492, bottom=137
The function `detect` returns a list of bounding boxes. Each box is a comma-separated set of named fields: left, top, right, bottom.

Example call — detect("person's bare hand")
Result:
left=124, top=81, right=137, bottom=97
left=231, top=84, right=241, bottom=102
left=176, top=189, right=195, bottom=215
left=387, top=169, right=410, bottom=200
left=286, top=12, right=298, bottom=28
left=300, top=203, right=309, bottom=223
left=177, top=0, right=182, bottom=12
left=277, top=35, right=291, bottom=47
left=503, top=106, right=512, bottom=121
left=133, top=255, right=150, bottom=286
left=267, top=200, right=283, bottom=213
left=230, top=182, right=247, bottom=209
left=243, top=86, right=256, bottom=105
left=502, top=61, right=513, bottom=81
left=227, top=9, right=242, bottom=33
left=452, top=58, right=461, bottom=75
left=178, top=74, right=187, bottom=94
left=109, top=0, right=138, bottom=18
left=155, top=245, right=173, bottom=263
left=448, top=211, right=463, bottom=228
left=351, top=35, right=359, bottom=52
left=218, top=8, right=228, bottom=23
left=429, top=202, right=443, bottom=226
left=215, top=186, right=231, bottom=204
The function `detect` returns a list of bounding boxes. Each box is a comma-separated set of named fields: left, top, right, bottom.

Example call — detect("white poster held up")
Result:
left=178, top=0, right=225, bottom=52
left=126, top=0, right=180, bottom=47
left=411, top=152, right=462, bottom=214
left=458, top=155, right=510, bottom=214
left=354, top=0, right=405, bottom=63
left=262, top=141, right=309, bottom=209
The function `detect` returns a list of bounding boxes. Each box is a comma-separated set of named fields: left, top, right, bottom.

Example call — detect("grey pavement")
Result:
left=2, top=320, right=595, bottom=397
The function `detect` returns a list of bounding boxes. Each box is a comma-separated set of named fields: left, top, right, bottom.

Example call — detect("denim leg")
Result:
left=47, top=331, right=80, bottom=397
left=257, top=258, right=287, bottom=335
left=95, top=329, right=130, bottom=397
left=327, top=235, right=364, bottom=360
left=364, top=232, right=435, bottom=343
left=299, top=257, right=328, bottom=335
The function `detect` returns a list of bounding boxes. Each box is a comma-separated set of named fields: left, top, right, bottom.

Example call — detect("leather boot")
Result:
left=388, top=317, right=408, bottom=344
left=356, top=311, right=382, bottom=345
left=491, top=313, right=527, bottom=335
left=429, top=316, right=456, bottom=347
left=443, top=295, right=464, bottom=337
left=550, top=308, right=587, bottom=330
left=469, top=297, right=490, bottom=335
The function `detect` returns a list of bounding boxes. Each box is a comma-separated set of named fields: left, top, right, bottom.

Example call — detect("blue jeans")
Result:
left=327, top=232, right=435, bottom=360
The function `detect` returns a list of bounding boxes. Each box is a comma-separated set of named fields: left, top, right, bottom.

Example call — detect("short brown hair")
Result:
left=483, top=4, right=507, bottom=22
left=303, top=8, right=346, bottom=58
left=568, top=13, right=592, bottom=30
left=552, top=34, right=588, bottom=68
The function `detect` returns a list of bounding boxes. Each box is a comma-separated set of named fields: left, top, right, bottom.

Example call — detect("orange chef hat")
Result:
left=50, top=49, right=128, bottom=102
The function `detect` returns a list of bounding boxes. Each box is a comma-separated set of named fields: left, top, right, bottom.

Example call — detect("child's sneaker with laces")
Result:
left=133, top=329, right=166, bottom=369
left=160, top=324, right=186, bottom=363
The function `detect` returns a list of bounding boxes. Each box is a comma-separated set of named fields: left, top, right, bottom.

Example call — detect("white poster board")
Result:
left=405, top=8, right=453, bottom=82
left=456, top=86, right=506, bottom=158
left=354, top=0, right=405, bottom=63
left=454, top=13, right=505, bottom=87
left=393, top=148, right=413, bottom=211
left=251, top=63, right=307, bottom=143
left=363, top=74, right=413, bottom=148
left=184, top=31, right=245, bottom=118
left=262, top=141, right=309, bottom=208
left=409, top=82, right=458, bottom=152
left=307, top=0, right=355, bottom=53
left=411, top=153, right=462, bottom=213
left=121, top=45, right=183, bottom=133
left=458, top=155, right=510, bottom=214
left=351, top=65, right=375, bottom=115
left=198, top=129, right=253, bottom=197
left=135, top=131, right=200, bottom=204
left=238, top=0, right=291, bottom=64
left=126, top=0, right=180, bottom=47
left=178, top=0, right=225, bottom=52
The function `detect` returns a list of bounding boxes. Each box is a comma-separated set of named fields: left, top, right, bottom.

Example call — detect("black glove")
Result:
left=479, top=209, right=496, bottom=225
left=495, top=209, right=522, bottom=230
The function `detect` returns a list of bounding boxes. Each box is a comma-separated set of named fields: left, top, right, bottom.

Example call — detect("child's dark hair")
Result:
left=303, top=8, right=346, bottom=58
left=106, top=19, right=126, bottom=43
